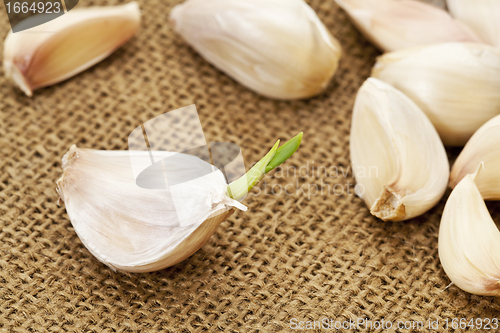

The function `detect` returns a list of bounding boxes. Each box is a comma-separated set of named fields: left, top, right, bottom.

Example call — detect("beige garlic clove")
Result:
left=447, top=0, right=500, bottom=47
left=335, top=0, right=481, bottom=52
left=169, top=0, right=342, bottom=100
left=3, top=2, right=141, bottom=96
left=439, top=167, right=500, bottom=296
left=450, top=115, right=500, bottom=200
left=350, top=78, right=449, bottom=222
left=372, top=43, right=500, bottom=146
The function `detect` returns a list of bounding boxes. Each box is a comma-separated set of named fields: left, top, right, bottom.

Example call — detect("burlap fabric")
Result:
left=1, top=0, right=499, bottom=331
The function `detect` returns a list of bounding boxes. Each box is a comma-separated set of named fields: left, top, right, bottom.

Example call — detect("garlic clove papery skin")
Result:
left=334, top=0, right=481, bottom=52
left=447, top=0, right=500, bottom=47
left=372, top=42, right=500, bottom=146
left=56, top=145, right=246, bottom=273
left=169, top=0, right=342, bottom=100
left=3, top=2, right=141, bottom=96
left=439, top=168, right=500, bottom=296
left=450, top=115, right=500, bottom=200
left=350, top=78, right=449, bottom=222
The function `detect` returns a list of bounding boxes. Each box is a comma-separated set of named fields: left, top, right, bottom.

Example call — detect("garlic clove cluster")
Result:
left=350, top=78, right=449, bottom=222
left=439, top=167, right=500, bottom=296
left=169, top=0, right=342, bottom=100
left=450, top=115, right=500, bottom=200
left=335, top=0, right=481, bottom=52
left=372, top=43, right=500, bottom=146
left=3, top=2, right=141, bottom=96
left=56, top=145, right=246, bottom=273
left=447, top=0, right=500, bottom=47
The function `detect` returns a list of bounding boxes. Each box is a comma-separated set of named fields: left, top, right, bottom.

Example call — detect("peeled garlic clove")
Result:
left=56, top=134, right=302, bottom=273
left=335, top=0, right=481, bottom=52
left=3, top=2, right=141, bottom=96
left=439, top=168, right=500, bottom=296
left=450, top=115, right=500, bottom=200
left=447, top=0, right=500, bottom=47
left=350, top=78, right=449, bottom=222
left=169, top=0, right=341, bottom=100
left=372, top=43, right=500, bottom=146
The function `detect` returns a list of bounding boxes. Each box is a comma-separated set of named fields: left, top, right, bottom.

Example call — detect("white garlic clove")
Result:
left=372, top=43, right=500, bottom=146
left=56, top=134, right=302, bottom=273
left=335, top=0, right=481, bottom=52
left=350, top=78, right=449, bottom=222
left=450, top=115, right=500, bottom=200
left=3, top=2, right=141, bottom=96
left=56, top=145, right=246, bottom=273
left=447, top=0, right=500, bottom=47
left=439, top=167, right=500, bottom=296
left=169, top=0, right=342, bottom=100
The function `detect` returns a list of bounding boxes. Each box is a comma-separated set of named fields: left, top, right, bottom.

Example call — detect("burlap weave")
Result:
left=1, top=0, right=499, bottom=332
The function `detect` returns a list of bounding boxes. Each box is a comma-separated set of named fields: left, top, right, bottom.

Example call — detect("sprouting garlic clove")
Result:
left=3, top=2, right=141, bottom=96
left=447, top=0, right=500, bottom=47
left=350, top=78, right=449, bottom=222
left=56, top=145, right=246, bottom=273
left=372, top=42, right=500, bottom=146
left=56, top=134, right=302, bottom=273
left=169, top=0, right=342, bottom=100
left=334, top=0, right=481, bottom=52
left=439, top=167, right=500, bottom=296
left=450, top=115, right=500, bottom=200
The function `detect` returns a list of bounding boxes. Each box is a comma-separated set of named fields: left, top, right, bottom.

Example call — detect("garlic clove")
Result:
left=3, top=2, right=141, bottom=96
left=450, top=115, right=500, bottom=200
left=56, top=134, right=302, bottom=273
left=350, top=78, right=449, bottom=222
left=169, top=0, right=341, bottom=100
left=56, top=145, right=244, bottom=273
left=439, top=166, right=500, bottom=296
left=335, top=0, right=481, bottom=52
left=372, top=42, right=500, bottom=146
left=447, top=0, right=500, bottom=47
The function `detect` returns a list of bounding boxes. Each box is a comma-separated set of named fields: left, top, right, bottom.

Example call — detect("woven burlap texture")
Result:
left=1, top=0, right=499, bottom=332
